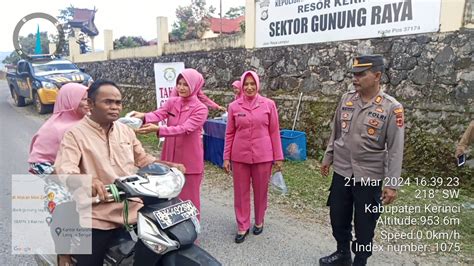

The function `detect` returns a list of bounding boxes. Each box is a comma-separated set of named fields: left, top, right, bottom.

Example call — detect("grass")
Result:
left=137, top=133, right=159, bottom=147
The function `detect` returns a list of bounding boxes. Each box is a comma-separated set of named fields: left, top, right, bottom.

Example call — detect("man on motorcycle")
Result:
left=55, top=79, right=185, bottom=265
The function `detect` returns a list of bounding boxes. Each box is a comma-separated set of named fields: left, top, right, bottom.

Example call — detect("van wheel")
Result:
left=33, top=92, right=53, bottom=114
left=10, top=87, right=26, bottom=107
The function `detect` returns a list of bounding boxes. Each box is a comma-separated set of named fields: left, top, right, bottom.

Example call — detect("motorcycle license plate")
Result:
left=153, top=200, right=199, bottom=229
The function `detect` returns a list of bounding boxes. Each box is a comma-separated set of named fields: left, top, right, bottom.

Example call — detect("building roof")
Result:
left=69, top=8, right=99, bottom=37
left=208, top=16, right=244, bottom=34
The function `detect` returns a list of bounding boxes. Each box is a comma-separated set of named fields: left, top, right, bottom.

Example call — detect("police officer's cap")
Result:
left=351, top=55, right=384, bottom=73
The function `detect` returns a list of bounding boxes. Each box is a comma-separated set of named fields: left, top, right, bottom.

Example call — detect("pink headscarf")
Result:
left=28, top=83, right=88, bottom=163
left=232, top=80, right=242, bottom=100
left=239, top=70, right=260, bottom=108
left=176, top=68, right=205, bottom=103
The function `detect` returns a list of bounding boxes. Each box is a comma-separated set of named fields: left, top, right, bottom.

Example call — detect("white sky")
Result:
left=0, top=0, right=246, bottom=52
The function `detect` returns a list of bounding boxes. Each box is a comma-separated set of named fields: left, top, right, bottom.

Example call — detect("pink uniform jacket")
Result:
left=145, top=70, right=209, bottom=174
left=223, top=71, right=284, bottom=164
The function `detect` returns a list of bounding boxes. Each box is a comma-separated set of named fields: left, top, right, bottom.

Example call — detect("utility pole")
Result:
left=220, top=0, right=223, bottom=36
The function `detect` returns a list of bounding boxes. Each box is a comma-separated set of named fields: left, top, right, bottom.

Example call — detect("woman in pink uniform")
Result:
left=223, top=70, right=284, bottom=243
left=232, top=80, right=241, bottom=100
left=133, top=68, right=209, bottom=216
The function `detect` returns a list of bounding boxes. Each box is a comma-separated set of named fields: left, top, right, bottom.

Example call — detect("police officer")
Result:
left=319, top=55, right=404, bottom=266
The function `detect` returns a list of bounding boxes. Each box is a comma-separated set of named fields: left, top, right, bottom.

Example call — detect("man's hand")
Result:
left=320, top=163, right=331, bottom=177
left=218, top=106, right=227, bottom=112
left=92, top=179, right=107, bottom=202
left=455, top=149, right=464, bottom=160
left=173, top=163, right=186, bottom=174
left=130, top=111, right=146, bottom=121
left=381, top=187, right=397, bottom=205
left=273, top=160, right=283, bottom=172
left=223, top=160, right=231, bottom=174
left=136, top=123, right=159, bottom=134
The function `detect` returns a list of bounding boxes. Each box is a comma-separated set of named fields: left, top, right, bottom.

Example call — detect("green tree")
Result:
left=225, top=6, right=245, bottom=19
left=58, top=5, right=75, bottom=37
left=57, top=5, right=75, bottom=55
left=2, top=32, right=50, bottom=65
left=113, top=36, right=148, bottom=49
left=170, top=0, right=216, bottom=41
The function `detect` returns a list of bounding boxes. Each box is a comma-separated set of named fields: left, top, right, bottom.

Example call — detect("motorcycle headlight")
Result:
left=41, top=81, right=57, bottom=89
left=148, top=168, right=185, bottom=198
left=137, top=213, right=179, bottom=255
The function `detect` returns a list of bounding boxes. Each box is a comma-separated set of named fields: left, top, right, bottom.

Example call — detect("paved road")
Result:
left=0, top=80, right=43, bottom=265
left=0, top=79, right=458, bottom=265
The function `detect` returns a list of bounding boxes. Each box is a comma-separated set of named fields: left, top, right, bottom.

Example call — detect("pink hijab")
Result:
left=28, top=83, right=88, bottom=163
left=176, top=68, right=205, bottom=105
left=232, top=80, right=242, bottom=100
left=239, top=70, right=261, bottom=108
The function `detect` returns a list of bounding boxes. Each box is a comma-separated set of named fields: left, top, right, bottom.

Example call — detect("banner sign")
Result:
left=154, top=62, right=185, bottom=109
left=153, top=62, right=185, bottom=127
left=255, top=0, right=442, bottom=48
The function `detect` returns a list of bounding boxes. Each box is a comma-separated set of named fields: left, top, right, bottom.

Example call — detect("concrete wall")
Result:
left=110, top=45, right=159, bottom=60
left=72, top=33, right=244, bottom=62
left=73, top=52, right=108, bottom=63
left=163, top=34, right=245, bottom=55
left=77, top=30, right=473, bottom=157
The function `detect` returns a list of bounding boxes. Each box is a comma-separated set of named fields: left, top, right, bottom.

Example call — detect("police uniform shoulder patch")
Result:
left=340, top=91, right=354, bottom=104
left=393, top=105, right=404, bottom=128
left=374, top=95, right=383, bottom=105
left=394, top=107, right=403, bottom=114
left=396, top=115, right=404, bottom=128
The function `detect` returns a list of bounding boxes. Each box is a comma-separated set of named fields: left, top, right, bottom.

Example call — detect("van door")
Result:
left=16, top=62, right=33, bottom=99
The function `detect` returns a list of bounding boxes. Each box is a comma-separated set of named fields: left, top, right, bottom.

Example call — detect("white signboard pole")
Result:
left=154, top=62, right=185, bottom=109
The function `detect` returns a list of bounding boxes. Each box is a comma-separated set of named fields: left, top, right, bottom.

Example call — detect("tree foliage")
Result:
left=58, top=5, right=75, bottom=37
left=225, top=6, right=245, bottom=19
left=170, top=0, right=216, bottom=41
left=57, top=5, right=75, bottom=55
left=113, top=36, right=148, bottom=49
left=2, top=32, right=50, bottom=65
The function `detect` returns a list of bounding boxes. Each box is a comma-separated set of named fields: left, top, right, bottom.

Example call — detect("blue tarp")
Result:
left=203, top=119, right=226, bottom=167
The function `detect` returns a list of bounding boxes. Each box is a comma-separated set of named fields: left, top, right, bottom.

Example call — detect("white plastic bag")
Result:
left=117, top=111, right=143, bottom=129
left=221, top=112, right=228, bottom=122
left=270, top=171, right=288, bottom=194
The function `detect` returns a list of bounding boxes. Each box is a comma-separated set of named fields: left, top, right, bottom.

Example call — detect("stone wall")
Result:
left=77, top=29, right=474, bottom=178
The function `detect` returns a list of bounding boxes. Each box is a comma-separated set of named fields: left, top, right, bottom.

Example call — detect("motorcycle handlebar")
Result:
left=94, top=185, right=126, bottom=204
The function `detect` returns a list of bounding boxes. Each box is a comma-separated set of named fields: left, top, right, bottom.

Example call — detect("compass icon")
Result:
left=12, top=12, right=65, bottom=60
